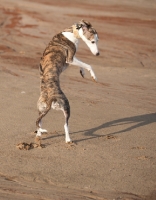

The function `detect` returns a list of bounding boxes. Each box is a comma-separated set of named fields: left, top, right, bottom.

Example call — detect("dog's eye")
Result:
left=91, top=41, right=95, bottom=44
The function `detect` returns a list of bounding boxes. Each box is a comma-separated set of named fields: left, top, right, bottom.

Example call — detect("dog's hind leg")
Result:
left=52, top=97, right=71, bottom=143
left=36, top=101, right=51, bottom=136
left=61, top=97, right=71, bottom=143
left=62, top=107, right=71, bottom=143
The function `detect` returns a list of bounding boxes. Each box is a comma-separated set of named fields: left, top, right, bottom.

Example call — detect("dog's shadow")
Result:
left=42, top=113, right=156, bottom=143
left=72, top=113, right=156, bottom=142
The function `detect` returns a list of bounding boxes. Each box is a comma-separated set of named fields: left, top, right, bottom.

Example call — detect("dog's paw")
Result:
left=65, top=138, right=72, bottom=143
left=90, top=70, right=97, bottom=81
left=36, top=128, right=47, bottom=136
left=40, top=128, right=47, bottom=133
left=91, top=76, right=97, bottom=82
left=90, top=72, right=97, bottom=82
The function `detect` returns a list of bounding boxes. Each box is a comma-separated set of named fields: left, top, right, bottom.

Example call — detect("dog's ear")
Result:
left=76, top=19, right=91, bottom=30
left=75, top=20, right=85, bottom=32
left=75, top=23, right=82, bottom=30
left=82, top=20, right=92, bottom=28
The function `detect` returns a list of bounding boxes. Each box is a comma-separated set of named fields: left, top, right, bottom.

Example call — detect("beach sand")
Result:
left=0, top=0, right=156, bottom=199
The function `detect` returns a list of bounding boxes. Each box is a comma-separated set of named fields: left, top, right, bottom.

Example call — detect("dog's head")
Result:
left=76, top=20, right=99, bottom=56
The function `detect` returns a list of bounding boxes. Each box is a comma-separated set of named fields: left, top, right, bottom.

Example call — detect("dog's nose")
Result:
left=96, top=52, right=100, bottom=56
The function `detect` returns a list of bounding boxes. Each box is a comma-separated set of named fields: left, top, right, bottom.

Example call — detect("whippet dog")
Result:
left=36, top=20, right=99, bottom=143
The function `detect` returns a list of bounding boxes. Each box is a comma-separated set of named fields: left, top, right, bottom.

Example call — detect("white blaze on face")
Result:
left=79, top=28, right=99, bottom=56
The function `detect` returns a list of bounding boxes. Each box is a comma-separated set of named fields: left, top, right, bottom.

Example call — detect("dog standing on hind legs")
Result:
left=35, top=19, right=100, bottom=143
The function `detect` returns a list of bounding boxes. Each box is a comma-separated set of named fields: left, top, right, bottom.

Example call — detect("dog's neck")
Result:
left=62, top=25, right=81, bottom=49
left=62, top=32, right=79, bottom=47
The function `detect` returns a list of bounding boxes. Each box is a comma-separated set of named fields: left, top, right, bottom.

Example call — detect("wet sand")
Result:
left=0, top=0, right=156, bottom=199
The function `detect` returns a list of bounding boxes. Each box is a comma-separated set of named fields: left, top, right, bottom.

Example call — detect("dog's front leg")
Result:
left=71, top=57, right=97, bottom=81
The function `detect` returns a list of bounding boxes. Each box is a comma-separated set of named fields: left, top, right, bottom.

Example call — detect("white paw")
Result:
left=40, top=128, right=47, bottom=133
left=36, top=128, right=47, bottom=136
left=90, top=70, right=97, bottom=81
left=66, top=138, right=72, bottom=143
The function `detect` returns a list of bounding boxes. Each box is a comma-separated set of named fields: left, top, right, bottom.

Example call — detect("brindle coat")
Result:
left=36, top=20, right=99, bottom=142
left=36, top=33, right=76, bottom=131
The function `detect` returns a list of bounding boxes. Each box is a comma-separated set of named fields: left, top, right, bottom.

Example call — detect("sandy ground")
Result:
left=0, top=0, right=156, bottom=199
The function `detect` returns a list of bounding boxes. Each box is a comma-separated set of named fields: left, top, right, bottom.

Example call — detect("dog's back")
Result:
left=41, top=33, right=76, bottom=67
